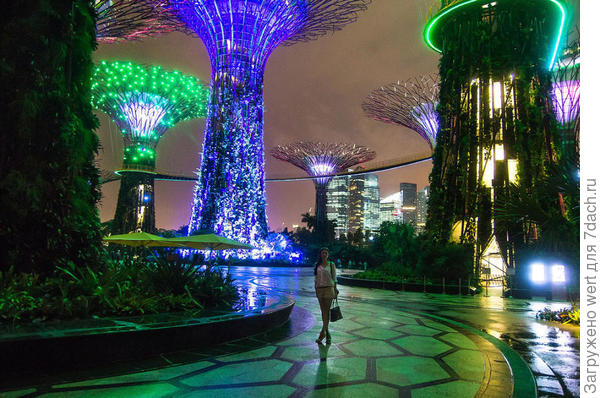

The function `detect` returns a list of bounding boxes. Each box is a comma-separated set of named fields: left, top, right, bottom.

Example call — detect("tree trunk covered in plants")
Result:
left=113, top=172, right=156, bottom=234
left=0, top=0, right=103, bottom=273
left=425, top=1, right=560, bottom=270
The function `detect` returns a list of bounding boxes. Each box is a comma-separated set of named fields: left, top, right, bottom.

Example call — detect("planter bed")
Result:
left=0, top=289, right=294, bottom=375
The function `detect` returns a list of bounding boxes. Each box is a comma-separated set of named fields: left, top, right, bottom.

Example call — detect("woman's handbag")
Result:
left=330, top=298, right=343, bottom=322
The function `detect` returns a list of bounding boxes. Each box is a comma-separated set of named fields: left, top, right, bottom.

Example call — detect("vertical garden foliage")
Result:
left=425, top=0, right=562, bottom=271
left=0, top=1, right=103, bottom=273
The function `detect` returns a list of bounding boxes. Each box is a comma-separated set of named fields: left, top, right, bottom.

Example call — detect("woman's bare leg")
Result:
left=322, top=297, right=333, bottom=333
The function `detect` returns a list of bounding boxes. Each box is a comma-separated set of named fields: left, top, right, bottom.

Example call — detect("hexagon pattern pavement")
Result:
left=3, top=267, right=522, bottom=398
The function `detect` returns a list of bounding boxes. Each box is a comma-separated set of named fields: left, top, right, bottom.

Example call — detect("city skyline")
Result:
left=94, top=1, right=443, bottom=232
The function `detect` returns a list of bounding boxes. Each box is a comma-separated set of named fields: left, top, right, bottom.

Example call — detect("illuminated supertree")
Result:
left=423, top=0, right=569, bottom=281
left=166, top=0, right=371, bottom=246
left=271, top=142, right=375, bottom=239
left=552, top=40, right=580, bottom=161
left=362, top=75, right=440, bottom=151
left=95, top=0, right=190, bottom=43
left=91, top=60, right=208, bottom=233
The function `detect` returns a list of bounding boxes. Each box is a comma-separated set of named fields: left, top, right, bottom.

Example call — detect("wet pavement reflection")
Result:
left=225, top=266, right=580, bottom=398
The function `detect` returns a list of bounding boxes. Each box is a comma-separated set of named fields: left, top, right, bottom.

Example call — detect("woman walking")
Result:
left=314, top=247, right=338, bottom=344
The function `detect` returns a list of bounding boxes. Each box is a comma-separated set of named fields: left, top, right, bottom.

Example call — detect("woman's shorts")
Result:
left=315, top=286, right=335, bottom=300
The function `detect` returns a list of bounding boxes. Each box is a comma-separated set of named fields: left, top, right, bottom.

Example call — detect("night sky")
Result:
left=94, top=0, right=442, bottom=232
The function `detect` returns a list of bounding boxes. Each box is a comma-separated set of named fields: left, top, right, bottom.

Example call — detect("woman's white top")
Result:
left=315, top=262, right=336, bottom=288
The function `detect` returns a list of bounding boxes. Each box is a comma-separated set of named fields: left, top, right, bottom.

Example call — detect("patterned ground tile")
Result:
left=343, top=339, right=401, bottom=357
left=280, top=343, right=347, bottom=361
left=350, top=327, right=402, bottom=340
left=293, top=357, right=367, bottom=387
left=376, top=357, right=450, bottom=386
left=386, top=314, right=420, bottom=325
left=217, top=346, right=277, bottom=362
left=40, top=383, right=179, bottom=397
left=5, top=268, right=549, bottom=398
left=180, top=359, right=292, bottom=387
left=411, top=380, right=481, bottom=398
left=396, top=324, right=443, bottom=336
left=420, top=318, right=460, bottom=333
left=352, top=316, right=400, bottom=329
left=392, top=335, right=452, bottom=357
left=326, top=319, right=365, bottom=332
left=442, top=350, right=486, bottom=381
left=178, top=385, right=296, bottom=398
left=56, top=362, right=214, bottom=388
left=307, top=382, right=398, bottom=397
left=438, top=333, right=478, bottom=350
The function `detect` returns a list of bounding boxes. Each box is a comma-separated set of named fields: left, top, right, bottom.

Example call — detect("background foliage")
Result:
left=0, top=0, right=103, bottom=273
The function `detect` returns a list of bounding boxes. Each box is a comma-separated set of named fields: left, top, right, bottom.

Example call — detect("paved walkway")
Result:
left=1, top=267, right=579, bottom=398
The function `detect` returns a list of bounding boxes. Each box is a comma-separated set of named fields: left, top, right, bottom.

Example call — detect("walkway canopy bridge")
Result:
left=100, top=150, right=432, bottom=185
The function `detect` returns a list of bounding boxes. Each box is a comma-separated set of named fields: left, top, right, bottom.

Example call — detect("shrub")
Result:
left=536, top=306, right=580, bottom=325
left=0, top=254, right=239, bottom=324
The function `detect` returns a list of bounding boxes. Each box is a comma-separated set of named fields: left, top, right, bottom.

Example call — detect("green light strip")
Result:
left=424, top=0, right=566, bottom=70
left=424, top=0, right=479, bottom=53
left=547, top=0, right=566, bottom=70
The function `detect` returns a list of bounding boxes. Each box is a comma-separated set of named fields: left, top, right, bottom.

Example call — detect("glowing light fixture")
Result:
left=530, top=263, right=546, bottom=283
left=551, top=264, right=566, bottom=283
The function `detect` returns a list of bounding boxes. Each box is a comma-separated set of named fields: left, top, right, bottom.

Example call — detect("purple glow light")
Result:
left=411, top=102, right=439, bottom=147
left=309, top=162, right=336, bottom=186
left=552, top=80, right=580, bottom=125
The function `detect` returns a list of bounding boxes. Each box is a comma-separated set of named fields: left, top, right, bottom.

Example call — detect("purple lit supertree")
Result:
left=95, top=0, right=190, bottom=43
left=165, top=0, right=371, bottom=246
left=362, top=75, right=439, bottom=151
left=91, top=60, right=208, bottom=233
left=271, top=142, right=375, bottom=239
left=551, top=40, right=580, bottom=161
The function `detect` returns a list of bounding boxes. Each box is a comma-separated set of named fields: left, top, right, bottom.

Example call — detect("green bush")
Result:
left=363, top=222, right=473, bottom=280
left=536, top=306, right=580, bottom=326
left=0, top=254, right=239, bottom=324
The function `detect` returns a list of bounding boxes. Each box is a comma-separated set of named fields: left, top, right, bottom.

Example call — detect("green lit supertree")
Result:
left=92, top=60, right=208, bottom=233
left=423, top=0, right=571, bottom=286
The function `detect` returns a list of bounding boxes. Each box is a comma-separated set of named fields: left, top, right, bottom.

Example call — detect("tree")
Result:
left=1, top=0, right=103, bottom=273
left=301, top=212, right=316, bottom=231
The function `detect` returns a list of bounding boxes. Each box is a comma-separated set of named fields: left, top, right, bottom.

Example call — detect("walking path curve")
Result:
left=1, top=267, right=579, bottom=398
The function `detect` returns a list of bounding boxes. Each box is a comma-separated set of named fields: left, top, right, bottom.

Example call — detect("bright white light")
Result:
left=309, top=162, right=335, bottom=185
left=119, top=93, right=169, bottom=139
left=530, top=263, right=545, bottom=283
left=551, top=264, right=566, bottom=283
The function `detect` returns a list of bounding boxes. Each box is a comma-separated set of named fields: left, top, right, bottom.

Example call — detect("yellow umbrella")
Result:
left=166, top=233, right=255, bottom=251
left=103, top=232, right=183, bottom=248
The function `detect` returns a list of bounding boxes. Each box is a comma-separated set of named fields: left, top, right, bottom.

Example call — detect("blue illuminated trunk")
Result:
left=189, top=61, right=268, bottom=244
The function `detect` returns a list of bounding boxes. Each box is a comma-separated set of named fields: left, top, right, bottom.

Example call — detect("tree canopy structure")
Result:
left=91, top=60, right=208, bottom=233
left=362, top=75, right=440, bottom=150
left=95, top=0, right=190, bottom=43
left=271, top=142, right=375, bottom=240
left=422, top=0, right=570, bottom=283
left=166, top=0, right=371, bottom=246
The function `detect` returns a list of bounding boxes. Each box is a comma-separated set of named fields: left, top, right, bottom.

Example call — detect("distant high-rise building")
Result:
left=416, top=186, right=430, bottom=233
left=380, top=192, right=402, bottom=224
left=399, top=183, right=417, bottom=225
left=363, top=174, right=380, bottom=232
left=327, top=171, right=380, bottom=236
left=326, top=176, right=350, bottom=238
